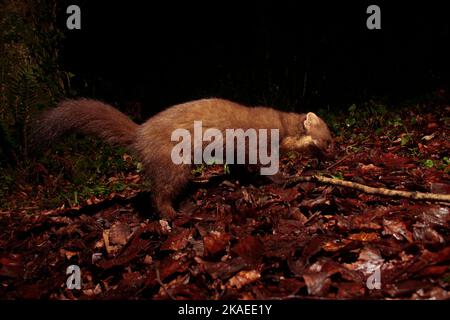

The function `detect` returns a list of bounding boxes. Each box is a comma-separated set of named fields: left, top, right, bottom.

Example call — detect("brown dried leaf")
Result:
left=322, top=239, right=352, bottom=252
left=226, top=270, right=260, bottom=290
left=348, top=232, right=380, bottom=242
left=203, top=231, right=231, bottom=257
left=232, top=235, right=263, bottom=264
left=161, top=228, right=193, bottom=251
left=383, top=219, right=414, bottom=243
left=303, top=272, right=331, bottom=296
left=109, top=222, right=132, bottom=245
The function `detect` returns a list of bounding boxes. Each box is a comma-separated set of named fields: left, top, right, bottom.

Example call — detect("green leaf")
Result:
left=332, top=172, right=344, bottom=180
left=423, top=159, right=434, bottom=168
left=442, top=273, right=450, bottom=283
left=73, top=191, right=79, bottom=206
left=400, top=135, right=410, bottom=146
left=345, top=117, right=356, bottom=128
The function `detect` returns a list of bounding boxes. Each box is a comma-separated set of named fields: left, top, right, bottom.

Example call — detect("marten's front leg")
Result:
left=153, top=194, right=177, bottom=220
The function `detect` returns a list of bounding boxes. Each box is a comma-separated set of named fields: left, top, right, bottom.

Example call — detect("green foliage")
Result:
left=434, top=156, right=450, bottom=172
left=400, top=134, right=411, bottom=146
left=72, top=191, right=79, bottom=206
left=135, top=162, right=144, bottom=173
left=0, top=170, right=15, bottom=200
left=192, top=164, right=207, bottom=176
left=0, top=0, right=73, bottom=164
left=387, top=117, right=403, bottom=127
left=345, top=100, right=388, bottom=130
left=318, top=100, right=390, bottom=137
left=317, top=106, right=340, bottom=134
left=36, top=136, right=140, bottom=209
left=423, top=159, right=434, bottom=168
left=442, top=274, right=450, bottom=283
left=332, top=172, right=344, bottom=180
left=407, top=147, right=420, bottom=158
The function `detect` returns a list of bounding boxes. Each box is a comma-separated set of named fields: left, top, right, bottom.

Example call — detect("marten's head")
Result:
left=281, top=112, right=335, bottom=159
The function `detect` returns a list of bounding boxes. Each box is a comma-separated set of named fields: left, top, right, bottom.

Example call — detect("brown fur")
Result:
left=32, top=98, right=334, bottom=218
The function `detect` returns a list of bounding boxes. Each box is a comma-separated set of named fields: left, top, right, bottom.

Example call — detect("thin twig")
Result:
left=155, top=267, right=176, bottom=300
left=289, top=175, right=450, bottom=202
left=326, top=153, right=351, bottom=171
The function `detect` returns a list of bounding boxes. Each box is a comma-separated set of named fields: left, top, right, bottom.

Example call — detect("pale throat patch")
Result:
left=281, top=135, right=314, bottom=150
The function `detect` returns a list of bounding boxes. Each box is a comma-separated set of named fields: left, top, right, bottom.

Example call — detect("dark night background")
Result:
left=60, top=1, right=450, bottom=115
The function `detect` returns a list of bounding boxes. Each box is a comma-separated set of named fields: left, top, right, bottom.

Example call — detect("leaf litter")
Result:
left=0, top=103, right=450, bottom=299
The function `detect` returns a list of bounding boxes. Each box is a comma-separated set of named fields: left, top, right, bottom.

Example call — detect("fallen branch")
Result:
left=289, top=175, right=450, bottom=202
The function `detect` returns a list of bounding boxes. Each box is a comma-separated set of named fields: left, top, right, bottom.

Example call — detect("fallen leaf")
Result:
left=109, top=222, right=132, bottom=245
left=383, top=219, right=414, bottom=242
left=226, top=270, right=260, bottom=289
left=203, top=231, right=231, bottom=258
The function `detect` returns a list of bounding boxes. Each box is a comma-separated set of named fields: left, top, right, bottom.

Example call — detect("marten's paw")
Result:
left=159, top=204, right=177, bottom=220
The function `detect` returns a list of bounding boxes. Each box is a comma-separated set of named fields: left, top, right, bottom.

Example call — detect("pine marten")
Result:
left=32, top=98, right=334, bottom=218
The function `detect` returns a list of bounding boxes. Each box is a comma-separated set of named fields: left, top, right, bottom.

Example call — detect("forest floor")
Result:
left=1, top=100, right=450, bottom=299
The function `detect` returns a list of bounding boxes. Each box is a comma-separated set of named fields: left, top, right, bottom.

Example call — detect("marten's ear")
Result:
left=303, top=112, right=320, bottom=132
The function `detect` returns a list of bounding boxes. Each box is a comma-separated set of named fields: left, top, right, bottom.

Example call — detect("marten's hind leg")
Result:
left=147, top=163, right=191, bottom=219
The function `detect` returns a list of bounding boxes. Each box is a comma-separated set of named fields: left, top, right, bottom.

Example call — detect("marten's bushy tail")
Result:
left=31, top=99, right=139, bottom=151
